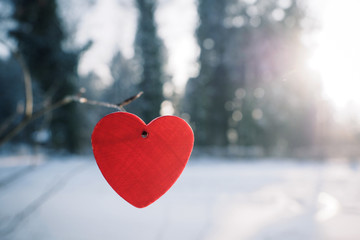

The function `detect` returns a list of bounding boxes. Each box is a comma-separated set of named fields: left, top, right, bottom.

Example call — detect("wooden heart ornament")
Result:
left=91, top=112, right=194, bottom=208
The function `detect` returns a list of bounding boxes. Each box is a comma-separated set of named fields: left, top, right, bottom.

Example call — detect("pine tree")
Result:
left=134, top=0, right=164, bottom=123
left=10, top=0, right=81, bottom=152
left=185, top=0, right=231, bottom=146
left=225, top=0, right=320, bottom=153
left=185, top=0, right=320, bottom=154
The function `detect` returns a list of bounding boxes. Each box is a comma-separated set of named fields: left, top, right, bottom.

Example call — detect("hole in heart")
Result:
left=141, top=130, right=149, bottom=138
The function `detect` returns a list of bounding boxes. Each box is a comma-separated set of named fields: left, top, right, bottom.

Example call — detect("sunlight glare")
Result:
left=308, top=0, right=360, bottom=108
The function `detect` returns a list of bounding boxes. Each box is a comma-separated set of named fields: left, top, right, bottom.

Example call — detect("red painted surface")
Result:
left=91, top=112, right=194, bottom=208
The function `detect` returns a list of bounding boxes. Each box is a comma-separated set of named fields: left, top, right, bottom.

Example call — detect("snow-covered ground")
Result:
left=1, top=154, right=360, bottom=240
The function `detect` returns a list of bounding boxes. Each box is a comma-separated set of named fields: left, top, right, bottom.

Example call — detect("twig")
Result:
left=16, top=53, right=33, bottom=117
left=66, top=91, right=143, bottom=111
left=0, top=37, right=143, bottom=147
left=116, top=91, right=143, bottom=107
left=0, top=92, right=143, bottom=147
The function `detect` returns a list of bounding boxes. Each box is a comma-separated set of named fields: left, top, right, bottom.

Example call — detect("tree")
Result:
left=185, top=0, right=321, bottom=155
left=10, top=0, right=81, bottom=152
left=108, top=52, right=138, bottom=106
left=134, top=0, right=164, bottom=123
left=185, top=0, right=231, bottom=146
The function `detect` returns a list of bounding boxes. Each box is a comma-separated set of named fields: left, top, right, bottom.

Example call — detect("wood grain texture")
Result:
left=92, top=112, right=194, bottom=208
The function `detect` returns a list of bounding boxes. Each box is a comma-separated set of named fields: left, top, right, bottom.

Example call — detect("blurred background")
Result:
left=1, top=0, right=360, bottom=239
left=1, top=0, right=360, bottom=157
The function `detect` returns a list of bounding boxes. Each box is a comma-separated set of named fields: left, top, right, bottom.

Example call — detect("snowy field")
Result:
left=1, top=154, right=360, bottom=240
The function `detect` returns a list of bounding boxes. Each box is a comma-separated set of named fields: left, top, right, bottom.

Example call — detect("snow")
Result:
left=1, top=155, right=360, bottom=240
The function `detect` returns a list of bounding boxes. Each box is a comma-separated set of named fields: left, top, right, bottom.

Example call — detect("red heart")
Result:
left=91, top=112, right=194, bottom=208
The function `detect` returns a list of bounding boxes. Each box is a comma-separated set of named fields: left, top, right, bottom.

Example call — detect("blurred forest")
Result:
left=0, top=0, right=359, bottom=158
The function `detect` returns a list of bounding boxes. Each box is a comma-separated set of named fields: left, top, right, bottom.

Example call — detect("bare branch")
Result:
left=0, top=37, right=143, bottom=147
left=117, top=91, right=143, bottom=107
left=0, top=92, right=143, bottom=147
left=15, top=53, right=33, bottom=117
left=73, top=96, right=123, bottom=111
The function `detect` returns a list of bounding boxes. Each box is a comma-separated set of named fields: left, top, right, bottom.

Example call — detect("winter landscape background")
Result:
left=1, top=155, right=360, bottom=240
left=1, top=0, right=360, bottom=239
